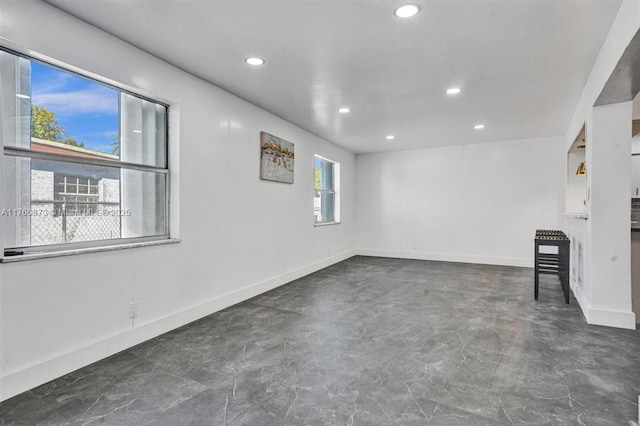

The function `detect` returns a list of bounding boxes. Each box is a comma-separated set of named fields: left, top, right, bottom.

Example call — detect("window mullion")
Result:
left=3, top=147, right=168, bottom=174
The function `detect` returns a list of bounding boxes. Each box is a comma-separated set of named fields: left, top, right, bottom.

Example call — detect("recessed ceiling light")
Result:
left=386, top=135, right=396, bottom=140
left=446, top=87, right=461, bottom=95
left=474, top=124, right=485, bottom=130
left=245, top=57, right=265, bottom=66
left=338, top=107, right=351, bottom=114
left=16, top=94, right=30, bottom=99
left=394, top=4, right=420, bottom=18
left=132, top=130, right=142, bottom=133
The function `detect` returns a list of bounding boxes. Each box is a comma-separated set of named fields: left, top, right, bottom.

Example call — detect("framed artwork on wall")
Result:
left=260, top=131, right=294, bottom=184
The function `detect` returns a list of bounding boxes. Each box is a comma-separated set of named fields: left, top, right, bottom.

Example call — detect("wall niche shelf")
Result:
left=566, top=124, right=587, bottom=215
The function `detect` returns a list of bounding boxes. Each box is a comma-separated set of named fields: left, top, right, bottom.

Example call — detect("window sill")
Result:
left=0, top=238, right=181, bottom=263
left=314, top=221, right=341, bottom=227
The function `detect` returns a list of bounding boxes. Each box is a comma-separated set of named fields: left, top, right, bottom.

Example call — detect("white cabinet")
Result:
left=632, top=155, right=640, bottom=198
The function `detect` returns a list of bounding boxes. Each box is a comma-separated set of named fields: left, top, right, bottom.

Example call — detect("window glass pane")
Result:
left=30, top=61, right=120, bottom=158
left=121, top=168, right=167, bottom=238
left=0, top=50, right=31, bottom=149
left=121, top=93, right=167, bottom=168
left=322, top=161, right=333, bottom=190
left=3, top=156, right=31, bottom=247
left=314, top=189, right=320, bottom=222
left=314, top=189, right=335, bottom=223
left=4, top=157, right=122, bottom=247
left=314, top=157, right=333, bottom=190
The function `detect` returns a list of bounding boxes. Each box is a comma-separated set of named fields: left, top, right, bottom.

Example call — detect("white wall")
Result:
left=561, top=0, right=640, bottom=329
left=588, top=103, right=633, bottom=327
left=565, top=217, right=590, bottom=307
left=355, top=137, right=564, bottom=267
left=0, top=1, right=356, bottom=401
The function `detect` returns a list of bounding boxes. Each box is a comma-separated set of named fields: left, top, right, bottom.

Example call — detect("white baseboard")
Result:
left=356, top=249, right=530, bottom=268
left=570, top=280, right=590, bottom=322
left=0, top=249, right=356, bottom=402
left=570, top=281, right=637, bottom=329
left=587, top=306, right=637, bottom=329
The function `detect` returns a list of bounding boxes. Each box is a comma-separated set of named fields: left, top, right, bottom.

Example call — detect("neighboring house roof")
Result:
left=31, top=137, right=118, bottom=160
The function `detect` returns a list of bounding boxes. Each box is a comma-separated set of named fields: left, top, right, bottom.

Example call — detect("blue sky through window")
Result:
left=31, top=61, right=119, bottom=154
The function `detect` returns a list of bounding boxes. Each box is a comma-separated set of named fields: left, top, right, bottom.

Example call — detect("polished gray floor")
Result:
left=1, top=256, right=639, bottom=425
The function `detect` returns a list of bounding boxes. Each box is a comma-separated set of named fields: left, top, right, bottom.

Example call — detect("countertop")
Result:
left=565, top=212, right=588, bottom=220
left=565, top=213, right=640, bottom=231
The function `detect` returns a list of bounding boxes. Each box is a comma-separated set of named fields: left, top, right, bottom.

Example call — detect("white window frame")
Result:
left=313, top=154, right=340, bottom=226
left=0, top=47, right=176, bottom=261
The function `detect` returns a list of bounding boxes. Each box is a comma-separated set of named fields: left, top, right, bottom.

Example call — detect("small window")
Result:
left=53, top=173, right=101, bottom=216
left=314, top=155, right=340, bottom=225
left=1, top=49, right=169, bottom=250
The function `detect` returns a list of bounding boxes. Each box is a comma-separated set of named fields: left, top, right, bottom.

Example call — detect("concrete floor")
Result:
left=1, top=256, right=639, bottom=425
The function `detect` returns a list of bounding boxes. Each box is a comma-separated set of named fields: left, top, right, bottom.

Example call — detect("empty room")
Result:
left=0, top=0, right=639, bottom=424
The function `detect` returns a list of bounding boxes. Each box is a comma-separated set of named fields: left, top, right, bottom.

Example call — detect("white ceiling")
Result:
left=45, top=0, right=622, bottom=154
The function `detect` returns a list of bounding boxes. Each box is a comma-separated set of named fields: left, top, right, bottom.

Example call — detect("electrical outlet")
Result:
left=129, top=301, right=138, bottom=319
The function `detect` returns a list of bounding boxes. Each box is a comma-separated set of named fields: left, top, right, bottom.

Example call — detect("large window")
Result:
left=0, top=49, right=169, bottom=251
left=314, top=155, right=340, bottom=225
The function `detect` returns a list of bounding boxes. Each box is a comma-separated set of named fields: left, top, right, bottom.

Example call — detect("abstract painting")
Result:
left=260, top=131, right=294, bottom=184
